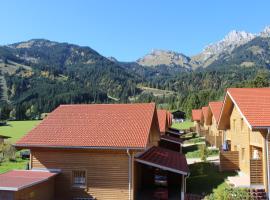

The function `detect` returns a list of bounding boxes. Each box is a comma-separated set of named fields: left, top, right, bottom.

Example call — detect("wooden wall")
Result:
left=219, top=151, right=239, bottom=171
left=31, top=148, right=138, bottom=200
left=222, top=105, right=268, bottom=189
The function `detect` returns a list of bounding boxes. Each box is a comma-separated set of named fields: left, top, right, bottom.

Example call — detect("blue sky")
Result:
left=0, top=0, right=269, bottom=61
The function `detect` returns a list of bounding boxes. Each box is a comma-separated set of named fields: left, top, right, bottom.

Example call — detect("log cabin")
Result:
left=157, top=109, right=169, bottom=135
left=191, top=109, right=202, bottom=135
left=0, top=103, right=189, bottom=200
left=205, top=101, right=224, bottom=148
left=218, top=88, right=270, bottom=198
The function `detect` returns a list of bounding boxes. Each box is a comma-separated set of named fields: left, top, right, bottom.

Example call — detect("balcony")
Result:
left=250, top=159, right=263, bottom=185
left=219, top=151, right=239, bottom=172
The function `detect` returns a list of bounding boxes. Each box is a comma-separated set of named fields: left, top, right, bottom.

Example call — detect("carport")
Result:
left=0, top=170, right=58, bottom=200
left=159, top=135, right=183, bottom=153
left=134, top=146, right=189, bottom=200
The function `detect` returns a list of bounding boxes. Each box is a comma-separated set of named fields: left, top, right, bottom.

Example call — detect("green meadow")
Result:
left=0, top=120, right=41, bottom=143
left=0, top=120, right=41, bottom=173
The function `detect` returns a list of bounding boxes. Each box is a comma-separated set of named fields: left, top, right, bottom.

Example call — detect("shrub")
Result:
left=2, top=143, right=16, bottom=161
left=200, top=144, right=209, bottom=162
left=205, top=183, right=251, bottom=200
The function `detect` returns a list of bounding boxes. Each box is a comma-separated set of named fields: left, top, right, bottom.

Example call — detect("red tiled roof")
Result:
left=191, top=109, right=202, bottom=121
left=0, top=170, right=58, bottom=191
left=16, top=103, right=157, bottom=149
left=209, top=101, right=223, bottom=122
left=228, top=88, right=270, bottom=128
left=157, top=110, right=168, bottom=133
left=202, top=106, right=209, bottom=120
left=135, top=146, right=189, bottom=175
left=161, top=135, right=183, bottom=144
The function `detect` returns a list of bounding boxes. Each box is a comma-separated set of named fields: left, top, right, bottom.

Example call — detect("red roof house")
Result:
left=4, top=103, right=189, bottom=200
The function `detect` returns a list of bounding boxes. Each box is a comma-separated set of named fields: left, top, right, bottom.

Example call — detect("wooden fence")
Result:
left=205, top=134, right=215, bottom=146
left=250, top=159, right=263, bottom=184
left=219, top=151, right=239, bottom=172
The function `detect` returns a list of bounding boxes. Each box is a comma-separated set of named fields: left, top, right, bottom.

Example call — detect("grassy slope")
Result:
left=171, top=120, right=194, bottom=130
left=0, top=120, right=41, bottom=143
left=0, top=121, right=40, bottom=174
left=187, top=162, right=236, bottom=195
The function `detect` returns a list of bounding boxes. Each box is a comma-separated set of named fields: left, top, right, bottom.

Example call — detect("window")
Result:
left=241, top=148, right=245, bottom=161
left=72, top=170, right=87, bottom=188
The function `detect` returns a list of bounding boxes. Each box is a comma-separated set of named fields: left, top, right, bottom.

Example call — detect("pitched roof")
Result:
left=202, top=106, right=209, bottom=121
left=135, top=146, right=189, bottom=175
left=227, top=88, right=270, bottom=128
left=157, top=110, right=168, bottom=133
left=16, top=103, right=157, bottom=149
left=209, top=101, right=223, bottom=122
left=0, top=170, right=58, bottom=191
left=191, top=109, right=202, bottom=121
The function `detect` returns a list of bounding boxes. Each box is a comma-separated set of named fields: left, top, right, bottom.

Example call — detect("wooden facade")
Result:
left=219, top=101, right=267, bottom=189
left=31, top=148, right=133, bottom=200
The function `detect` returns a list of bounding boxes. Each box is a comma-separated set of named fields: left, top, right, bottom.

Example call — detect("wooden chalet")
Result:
left=191, top=109, right=202, bottom=135
left=171, top=110, right=186, bottom=121
left=218, top=88, right=270, bottom=197
left=205, top=101, right=224, bottom=148
left=0, top=103, right=189, bottom=200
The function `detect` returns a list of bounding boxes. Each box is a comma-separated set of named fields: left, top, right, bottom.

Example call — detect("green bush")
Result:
left=200, top=144, right=209, bottom=162
left=206, top=183, right=251, bottom=200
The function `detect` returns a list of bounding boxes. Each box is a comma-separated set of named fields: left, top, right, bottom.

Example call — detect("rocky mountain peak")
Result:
left=261, top=26, right=270, bottom=37
left=203, top=30, right=256, bottom=56
left=137, top=49, right=191, bottom=68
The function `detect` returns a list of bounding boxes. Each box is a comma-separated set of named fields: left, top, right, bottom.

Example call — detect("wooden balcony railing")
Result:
left=250, top=159, right=263, bottom=184
left=219, top=151, right=239, bottom=172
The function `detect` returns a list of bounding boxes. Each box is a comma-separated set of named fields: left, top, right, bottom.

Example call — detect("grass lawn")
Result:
left=0, top=158, right=29, bottom=174
left=0, top=120, right=41, bottom=143
left=184, top=144, right=219, bottom=158
left=187, top=162, right=236, bottom=196
left=171, top=120, right=194, bottom=130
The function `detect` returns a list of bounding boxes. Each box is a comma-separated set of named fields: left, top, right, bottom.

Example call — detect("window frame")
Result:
left=71, top=170, right=87, bottom=189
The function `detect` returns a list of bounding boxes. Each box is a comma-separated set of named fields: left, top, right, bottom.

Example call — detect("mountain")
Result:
left=1, top=26, right=270, bottom=120
left=137, top=49, right=192, bottom=69
left=0, top=39, right=139, bottom=119
left=208, top=36, right=270, bottom=69
left=134, top=26, right=270, bottom=69
left=191, top=30, right=256, bottom=68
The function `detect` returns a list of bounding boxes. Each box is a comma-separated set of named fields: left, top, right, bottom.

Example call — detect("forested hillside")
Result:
left=0, top=37, right=270, bottom=120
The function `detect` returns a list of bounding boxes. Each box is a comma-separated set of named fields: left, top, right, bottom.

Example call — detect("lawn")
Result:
left=187, top=162, right=236, bottom=196
left=183, top=144, right=219, bottom=158
left=171, top=120, right=193, bottom=130
left=0, top=158, right=29, bottom=174
left=0, top=121, right=39, bottom=174
left=0, top=120, right=41, bottom=143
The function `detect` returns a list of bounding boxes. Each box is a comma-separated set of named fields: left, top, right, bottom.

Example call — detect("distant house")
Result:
left=157, top=109, right=169, bottom=134
left=0, top=135, right=10, bottom=144
left=218, top=88, right=270, bottom=197
left=205, top=101, right=224, bottom=148
left=191, top=109, right=202, bottom=134
left=172, top=110, right=186, bottom=122
left=0, top=103, right=189, bottom=200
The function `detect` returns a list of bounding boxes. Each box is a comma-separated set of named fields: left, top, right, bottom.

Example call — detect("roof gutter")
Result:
left=14, top=144, right=145, bottom=151
left=127, top=149, right=132, bottom=200
left=266, top=129, right=270, bottom=199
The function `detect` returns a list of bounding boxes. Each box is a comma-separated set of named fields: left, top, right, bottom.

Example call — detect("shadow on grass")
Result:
left=182, top=144, right=200, bottom=154
left=187, top=162, right=237, bottom=196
